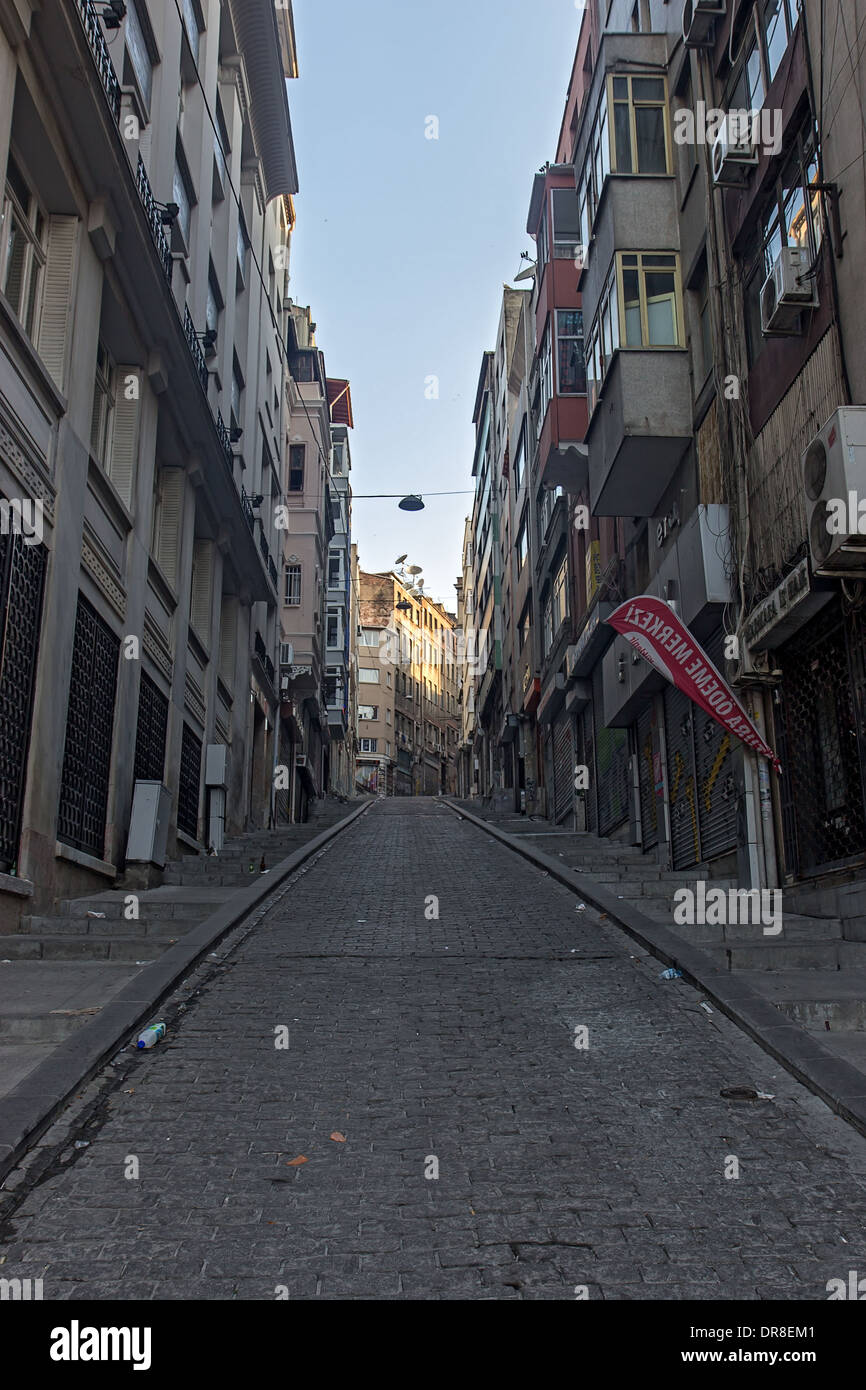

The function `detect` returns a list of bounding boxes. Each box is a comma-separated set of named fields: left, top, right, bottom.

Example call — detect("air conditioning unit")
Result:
left=711, top=111, right=758, bottom=186
left=802, top=406, right=866, bottom=575
left=761, top=247, right=818, bottom=335
left=683, top=0, right=726, bottom=47
left=280, top=674, right=290, bottom=693
left=280, top=641, right=294, bottom=667
left=295, top=754, right=308, bottom=769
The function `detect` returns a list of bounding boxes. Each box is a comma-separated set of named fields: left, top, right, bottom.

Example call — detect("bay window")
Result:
left=556, top=310, right=586, bottom=394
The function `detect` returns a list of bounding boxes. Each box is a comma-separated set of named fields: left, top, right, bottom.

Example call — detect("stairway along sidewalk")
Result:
left=449, top=799, right=866, bottom=1137
left=0, top=800, right=366, bottom=1181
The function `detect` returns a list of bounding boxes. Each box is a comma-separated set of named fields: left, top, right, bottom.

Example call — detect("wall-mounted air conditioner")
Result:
left=711, top=111, right=758, bottom=186
left=683, top=0, right=726, bottom=48
left=761, top=247, right=818, bottom=335
left=295, top=754, right=308, bottom=768
left=802, top=407, right=866, bottom=575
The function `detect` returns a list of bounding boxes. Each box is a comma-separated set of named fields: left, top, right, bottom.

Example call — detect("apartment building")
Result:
left=461, top=0, right=866, bottom=920
left=323, top=379, right=354, bottom=798
left=357, top=570, right=459, bottom=797
left=0, top=0, right=296, bottom=923
left=277, top=302, right=335, bottom=821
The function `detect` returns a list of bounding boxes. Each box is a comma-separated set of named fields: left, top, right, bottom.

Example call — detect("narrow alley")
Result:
left=2, top=801, right=865, bottom=1302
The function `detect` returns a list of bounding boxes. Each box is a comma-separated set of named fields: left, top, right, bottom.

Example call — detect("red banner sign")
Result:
left=606, top=596, right=782, bottom=774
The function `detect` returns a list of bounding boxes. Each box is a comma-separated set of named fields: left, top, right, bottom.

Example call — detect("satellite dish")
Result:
left=407, top=565, right=423, bottom=576
left=415, top=579, right=425, bottom=591
left=395, top=554, right=408, bottom=565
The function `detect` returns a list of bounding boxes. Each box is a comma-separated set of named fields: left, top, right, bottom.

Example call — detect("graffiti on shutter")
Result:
left=593, top=665, right=629, bottom=836
left=552, top=713, right=574, bottom=824
left=694, top=630, right=738, bottom=862
left=636, top=705, right=658, bottom=851
left=665, top=680, right=699, bottom=871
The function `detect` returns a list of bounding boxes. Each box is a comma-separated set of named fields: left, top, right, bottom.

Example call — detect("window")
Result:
left=729, top=29, right=765, bottom=114
left=556, top=310, right=586, bottom=394
left=385, top=709, right=392, bottom=725
left=124, top=0, right=153, bottom=108
left=512, top=423, right=525, bottom=492
left=535, top=323, right=553, bottom=438
left=180, top=0, right=202, bottom=64
left=237, top=213, right=248, bottom=282
left=621, top=253, right=681, bottom=347
left=328, top=552, right=343, bottom=587
left=1, top=153, right=45, bottom=339
left=359, top=738, right=378, bottom=753
left=542, top=553, right=569, bottom=658
left=358, top=705, right=378, bottom=721
left=516, top=512, right=529, bottom=573
left=288, top=445, right=305, bottom=492
left=539, top=484, right=564, bottom=545
left=610, top=75, right=670, bottom=176
left=90, top=341, right=115, bottom=465
left=284, top=563, right=301, bottom=606
left=519, top=602, right=532, bottom=652
left=359, top=667, right=380, bottom=684
left=762, top=0, right=794, bottom=86
left=551, top=188, right=581, bottom=259
left=741, top=125, right=822, bottom=365
left=230, top=356, right=243, bottom=427
left=326, top=612, right=341, bottom=648
left=173, top=151, right=193, bottom=246
left=360, top=629, right=380, bottom=646
left=206, top=264, right=221, bottom=338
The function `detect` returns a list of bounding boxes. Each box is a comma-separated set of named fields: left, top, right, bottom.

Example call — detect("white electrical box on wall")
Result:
left=126, top=781, right=171, bottom=866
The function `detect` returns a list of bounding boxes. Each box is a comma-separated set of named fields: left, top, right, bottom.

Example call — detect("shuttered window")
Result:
left=36, top=215, right=78, bottom=393
left=189, top=537, right=213, bottom=642
left=219, top=597, right=238, bottom=690
left=151, top=468, right=184, bottom=589
left=106, top=366, right=140, bottom=509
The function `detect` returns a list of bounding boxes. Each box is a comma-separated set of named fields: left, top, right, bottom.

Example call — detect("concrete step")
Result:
left=0, top=935, right=172, bottom=962
left=703, top=939, right=847, bottom=971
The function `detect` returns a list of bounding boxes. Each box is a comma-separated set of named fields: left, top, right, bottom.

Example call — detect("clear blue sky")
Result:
left=287, top=0, right=581, bottom=608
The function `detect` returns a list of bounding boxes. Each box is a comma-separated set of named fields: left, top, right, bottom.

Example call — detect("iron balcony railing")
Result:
left=216, top=410, right=234, bottom=467
left=184, top=305, right=209, bottom=394
left=73, top=0, right=122, bottom=122
left=268, top=556, right=278, bottom=588
left=136, top=155, right=173, bottom=284
left=254, top=631, right=275, bottom=685
left=240, top=488, right=255, bottom=532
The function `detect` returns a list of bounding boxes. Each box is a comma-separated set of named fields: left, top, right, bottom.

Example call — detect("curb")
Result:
left=446, top=799, right=866, bottom=1138
left=0, top=802, right=370, bottom=1185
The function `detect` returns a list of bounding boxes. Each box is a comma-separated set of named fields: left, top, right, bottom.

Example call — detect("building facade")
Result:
left=357, top=570, right=458, bottom=797
left=0, top=0, right=298, bottom=924
left=461, top=0, right=866, bottom=920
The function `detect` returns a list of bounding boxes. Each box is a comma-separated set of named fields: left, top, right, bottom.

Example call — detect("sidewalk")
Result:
left=450, top=799, right=866, bottom=1137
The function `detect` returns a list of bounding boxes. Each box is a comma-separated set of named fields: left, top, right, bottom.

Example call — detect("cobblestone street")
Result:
left=2, top=800, right=866, bottom=1301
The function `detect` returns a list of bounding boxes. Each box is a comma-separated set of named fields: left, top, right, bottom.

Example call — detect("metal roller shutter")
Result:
left=665, top=680, right=700, bottom=871
left=694, top=630, right=738, bottom=861
left=593, top=665, right=629, bottom=836
left=636, top=705, right=658, bottom=850
left=552, top=712, right=574, bottom=824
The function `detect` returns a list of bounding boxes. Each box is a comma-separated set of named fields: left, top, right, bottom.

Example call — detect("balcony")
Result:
left=137, top=156, right=173, bottom=285
left=74, top=0, right=122, bottom=121
left=586, top=349, right=691, bottom=516
left=184, top=305, right=210, bottom=395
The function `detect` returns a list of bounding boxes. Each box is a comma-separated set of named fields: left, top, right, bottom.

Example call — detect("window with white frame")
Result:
left=90, top=340, right=115, bottom=466
left=358, top=705, right=378, bottom=720
left=556, top=310, right=586, bottom=394
left=124, top=0, right=154, bottom=109
left=1, top=152, right=45, bottom=341
left=328, top=552, right=343, bottom=587
left=359, top=738, right=378, bottom=754
left=284, top=564, right=301, bottom=606
left=359, top=667, right=380, bottom=684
